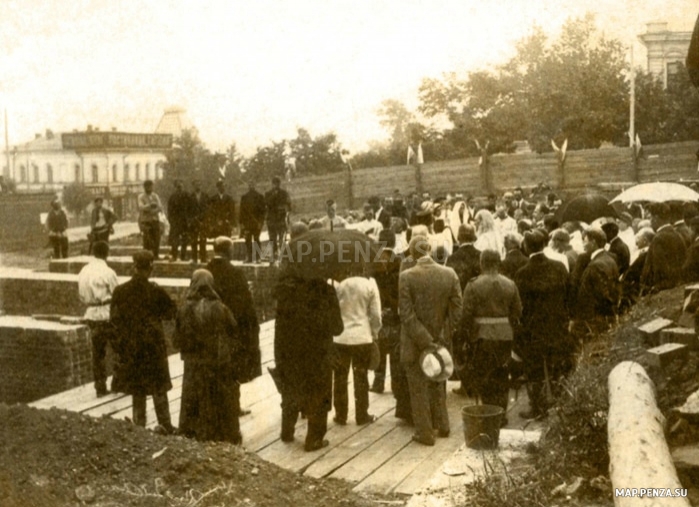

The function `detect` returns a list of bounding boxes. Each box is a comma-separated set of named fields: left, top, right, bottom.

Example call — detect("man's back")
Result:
left=78, top=258, right=118, bottom=321
left=642, top=226, right=686, bottom=291
left=577, top=251, right=619, bottom=319
left=446, top=244, right=481, bottom=290
left=399, top=257, right=462, bottom=363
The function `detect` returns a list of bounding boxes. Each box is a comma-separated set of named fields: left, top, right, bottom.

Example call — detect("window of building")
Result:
left=112, top=164, right=118, bottom=183
left=91, top=164, right=99, bottom=183
left=145, top=162, right=151, bottom=180
left=74, top=163, right=81, bottom=183
left=33, top=164, right=39, bottom=183
left=124, top=163, right=130, bottom=181
left=135, top=163, right=141, bottom=181
left=20, top=165, right=26, bottom=182
left=47, top=164, right=53, bottom=184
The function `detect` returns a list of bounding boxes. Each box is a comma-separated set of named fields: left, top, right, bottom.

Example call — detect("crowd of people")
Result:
left=73, top=181, right=699, bottom=451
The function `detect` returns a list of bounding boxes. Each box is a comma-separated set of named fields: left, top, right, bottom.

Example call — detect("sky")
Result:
left=1, top=0, right=696, bottom=156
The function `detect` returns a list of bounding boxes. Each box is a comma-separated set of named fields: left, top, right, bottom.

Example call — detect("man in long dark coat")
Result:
left=207, top=237, right=261, bottom=385
left=110, top=250, right=177, bottom=432
left=189, top=179, right=209, bottom=264
left=641, top=203, right=687, bottom=292
left=265, top=176, right=292, bottom=261
left=514, top=230, right=572, bottom=420
left=239, top=180, right=267, bottom=263
left=167, top=180, right=192, bottom=261
left=274, top=274, right=344, bottom=451
left=445, top=223, right=481, bottom=396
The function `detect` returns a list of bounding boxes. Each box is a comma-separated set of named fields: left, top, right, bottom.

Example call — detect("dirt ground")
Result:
left=0, top=404, right=401, bottom=507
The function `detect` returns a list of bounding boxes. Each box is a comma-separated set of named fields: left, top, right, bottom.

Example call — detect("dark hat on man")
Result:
left=132, top=250, right=154, bottom=270
left=94, top=196, right=104, bottom=203
left=688, top=215, right=699, bottom=228
left=618, top=212, right=633, bottom=225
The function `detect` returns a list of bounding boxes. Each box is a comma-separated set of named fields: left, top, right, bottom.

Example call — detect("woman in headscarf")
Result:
left=474, top=209, right=504, bottom=259
left=174, top=269, right=242, bottom=443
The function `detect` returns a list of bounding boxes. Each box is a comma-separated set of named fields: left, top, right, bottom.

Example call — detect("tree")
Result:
left=62, top=183, right=92, bottom=218
left=245, top=140, right=287, bottom=182
left=288, top=128, right=345, bottom=175
left=417, top=14, right=630, bottom=155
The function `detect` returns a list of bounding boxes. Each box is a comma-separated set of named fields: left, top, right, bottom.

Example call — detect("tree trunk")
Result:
left=608, top=361, right=690, bottom=506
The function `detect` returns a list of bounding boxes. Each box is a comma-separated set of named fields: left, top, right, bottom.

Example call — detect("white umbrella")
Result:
left=609, top=182, right=699, bottom=204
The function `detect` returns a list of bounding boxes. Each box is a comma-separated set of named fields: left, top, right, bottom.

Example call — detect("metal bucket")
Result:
left=461, top=404, right=504, bottom=450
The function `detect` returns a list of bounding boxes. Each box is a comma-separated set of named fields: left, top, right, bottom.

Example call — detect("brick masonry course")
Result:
left=0, top=315, right=92, bottom=403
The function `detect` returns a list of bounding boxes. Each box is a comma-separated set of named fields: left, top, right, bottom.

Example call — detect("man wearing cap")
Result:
left=265, top=176, right=292, bottom=261
left=399, top=236, right=462, bottom=446
left=110, top=250, right=177, bottom=433
left=89, top=196, right=117, bottom=255
left=138, top=180, right=163, bottom=259
left=239, top=180, right=267, bottom=263
left=319, top=199, right=347, bottom=231
left=514, top=230, right=571, bottom=420
left=459, top=250, right=522, bottom=420
left=78, top=241, right=119, bottom=397
left=209, top=180, right=236, bottom=238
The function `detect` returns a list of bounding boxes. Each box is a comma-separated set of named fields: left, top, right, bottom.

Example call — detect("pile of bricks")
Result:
left=638, top=287, right=699, bottom=369
left=0, top=316, right=91, bottom=403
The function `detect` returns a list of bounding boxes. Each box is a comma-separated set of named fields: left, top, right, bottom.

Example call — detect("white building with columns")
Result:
left=638, top=21, right=692, bottom=89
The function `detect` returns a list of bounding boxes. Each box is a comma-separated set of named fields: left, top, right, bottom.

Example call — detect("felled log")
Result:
left=608, top=361, right=690, bottom=506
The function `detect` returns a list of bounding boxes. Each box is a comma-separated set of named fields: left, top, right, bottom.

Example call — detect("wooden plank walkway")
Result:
left=30, top=319, right=536, bottom=496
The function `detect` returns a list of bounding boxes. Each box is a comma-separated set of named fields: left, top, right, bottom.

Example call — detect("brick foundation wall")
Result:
left=0, top=316, right=92, bottom=403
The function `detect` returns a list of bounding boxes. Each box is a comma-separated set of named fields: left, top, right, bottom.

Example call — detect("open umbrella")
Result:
left=555, top=193, right=617, bottom=224
left=279, top=229, right=380, bottom=281
left=610, top=182, right=699, bottom=204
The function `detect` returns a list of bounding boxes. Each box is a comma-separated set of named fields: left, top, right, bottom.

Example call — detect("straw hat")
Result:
left=419, top=345, right=454, bottom=382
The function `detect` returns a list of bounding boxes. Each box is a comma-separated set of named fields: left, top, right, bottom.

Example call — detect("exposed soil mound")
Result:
left=0, top=404, right=391, bottom=507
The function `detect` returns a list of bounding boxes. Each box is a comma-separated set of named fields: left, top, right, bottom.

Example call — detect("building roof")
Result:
left=155, top=106, right=194, bottom=138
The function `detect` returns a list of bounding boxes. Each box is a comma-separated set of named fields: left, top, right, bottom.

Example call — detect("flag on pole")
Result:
left=417, top=143, right=424, bottom=164
left=407, top=145, right=416, bottom=165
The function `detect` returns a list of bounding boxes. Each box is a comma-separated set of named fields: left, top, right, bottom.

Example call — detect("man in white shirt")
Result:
left=319, top=199, right=347, bottom=232
left=494, top=203, right=518, bottom=237
left=78, top=241, right=119, bottom=397
left=356, top=203, right=383, bottom=240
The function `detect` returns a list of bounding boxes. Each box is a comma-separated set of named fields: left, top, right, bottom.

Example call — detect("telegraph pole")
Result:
left=4, top=109, right=10, bottom=179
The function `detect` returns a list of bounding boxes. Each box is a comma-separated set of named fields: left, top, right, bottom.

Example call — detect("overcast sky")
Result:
left=1, top=0, right=696, bottom=156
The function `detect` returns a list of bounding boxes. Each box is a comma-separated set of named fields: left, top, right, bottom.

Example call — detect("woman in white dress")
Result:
left=474, top=209, right=504, bottom=259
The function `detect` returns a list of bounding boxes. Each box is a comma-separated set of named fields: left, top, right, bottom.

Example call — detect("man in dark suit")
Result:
left=208, top=180, right=236, bottom=238
left=671, top=202, right=692, bottom=248
left=446, top=224, right=481, bottom=291
left=573, top=227, right=620, bottom=334
left=641, top=203, right=687, bottom=292
left=501, top=232, right=528, bottom=280
left=189, top=179, right=209, bottom=264
left=399, top=236, right=462, bottom=446
left=601, top=222, right=630, bottom=275
left=167, top=180, right=192, bottom=262
left=265, top=176, right=292, bottom=262
left=514, top=230, right=572, bottom=420
left=621, top=227, right=654, bottom=308
left=370, top=195, right=392, bottom=230
left=239, top=180, right=267, bottom=263
left=207, top=237, right=261, bottom=387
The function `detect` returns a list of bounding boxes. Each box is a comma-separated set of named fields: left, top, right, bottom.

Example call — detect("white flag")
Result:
left=417, top=143, right=424, bottom=164
left=635, top=134, right=643, bottom=158
left=407, top=145, right=416, bottom=165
